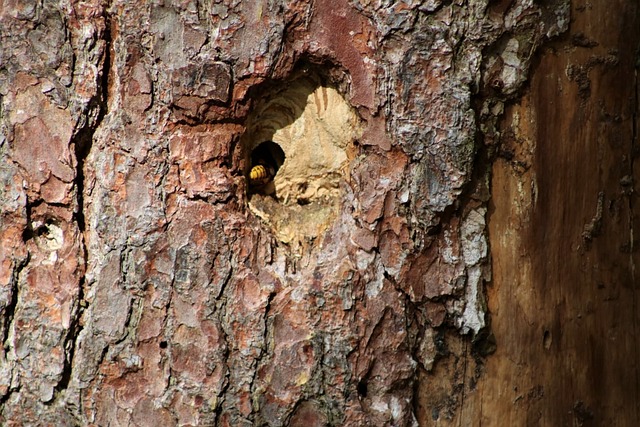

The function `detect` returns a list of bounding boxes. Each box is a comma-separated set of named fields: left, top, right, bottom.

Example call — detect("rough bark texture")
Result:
left=1, top=0, right=634, bottom=426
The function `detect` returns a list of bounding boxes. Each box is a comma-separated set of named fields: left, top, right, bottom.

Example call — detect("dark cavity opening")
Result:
left=357, top=379, right=368, bottom=398
left=248, top=140, right=286, bottom=195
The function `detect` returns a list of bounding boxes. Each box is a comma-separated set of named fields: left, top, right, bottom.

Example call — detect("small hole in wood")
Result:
left=357, top=379, right=368, bottom=398
left=543, top=330, right=552, bottom=350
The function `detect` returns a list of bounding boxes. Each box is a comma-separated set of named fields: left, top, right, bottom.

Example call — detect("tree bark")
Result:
left=0, top=0, right=635, bottom=426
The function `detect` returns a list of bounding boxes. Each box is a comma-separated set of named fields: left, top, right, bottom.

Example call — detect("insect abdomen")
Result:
left=249, top=164, right=274, bottom=186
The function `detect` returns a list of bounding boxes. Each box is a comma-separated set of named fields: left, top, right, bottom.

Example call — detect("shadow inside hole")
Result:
left=357, top=378, right=368, bottom=398
left=248, top=140, right=286, bottom=197
left=22, top=217, right=58, bottom=242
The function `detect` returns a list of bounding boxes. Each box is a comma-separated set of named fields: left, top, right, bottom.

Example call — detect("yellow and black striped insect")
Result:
left=249, top=163, right=275, bottom=187
left=248, top=141, right=285, bottom=192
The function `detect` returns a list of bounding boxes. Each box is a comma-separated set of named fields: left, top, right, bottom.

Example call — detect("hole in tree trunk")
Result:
left=242, top=67, right=362, bottom=250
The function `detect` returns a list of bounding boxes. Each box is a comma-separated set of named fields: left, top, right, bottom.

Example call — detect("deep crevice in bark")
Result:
left=0, top=251, right=28, bottom=414
left=1, top=254, right=29, bottom=356
left=73, top=11, right=111, bottom=234
left=55, top=11, right=112, bottom=397
left=212, top=275, right=231, bottom=425
left=249, top=290, right=276, bottom=422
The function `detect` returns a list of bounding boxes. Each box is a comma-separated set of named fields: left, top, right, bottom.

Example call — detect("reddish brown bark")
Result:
left=2, top=1, right=636, bottom=426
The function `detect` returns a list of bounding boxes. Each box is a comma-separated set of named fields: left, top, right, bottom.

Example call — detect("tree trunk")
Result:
left=460, top=1, right=640, bottom=425
left=0, top=0, right=636, bottom=426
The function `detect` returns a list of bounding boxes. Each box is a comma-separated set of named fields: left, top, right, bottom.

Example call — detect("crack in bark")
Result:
left=215, top=290, right=239, bottom=425
left=184, top=192, right=235, bottom=206
left=581, top=191, right=604, bottom=248
left=456, top=339, right=469, bottom=427
left=54, top=287, right=84, bottom=395
left=2, top=253, right=29, bottom=358
left=0, top=251, right=28, bottom=413
left=0, top=252, right=31, bottom=413
left=0, top=385, right=21, bottom=411
left=112, top=293, right=136, bottom=347
left=214, top=251, right=234, bottom=301
left=157, top=250, right=178, bottom=410
left=213, top=302, right=231, bottom=427
left=55, top=7, right=112, bottom=400
left=248, top=290, right=276, bottom=422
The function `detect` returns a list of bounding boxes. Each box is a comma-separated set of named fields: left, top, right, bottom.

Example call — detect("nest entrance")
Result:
left=243, top=72, right=362, bottom=247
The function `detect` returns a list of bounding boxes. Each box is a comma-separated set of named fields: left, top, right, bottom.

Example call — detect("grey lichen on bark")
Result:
left=0, top=0, right=568, bottom=425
